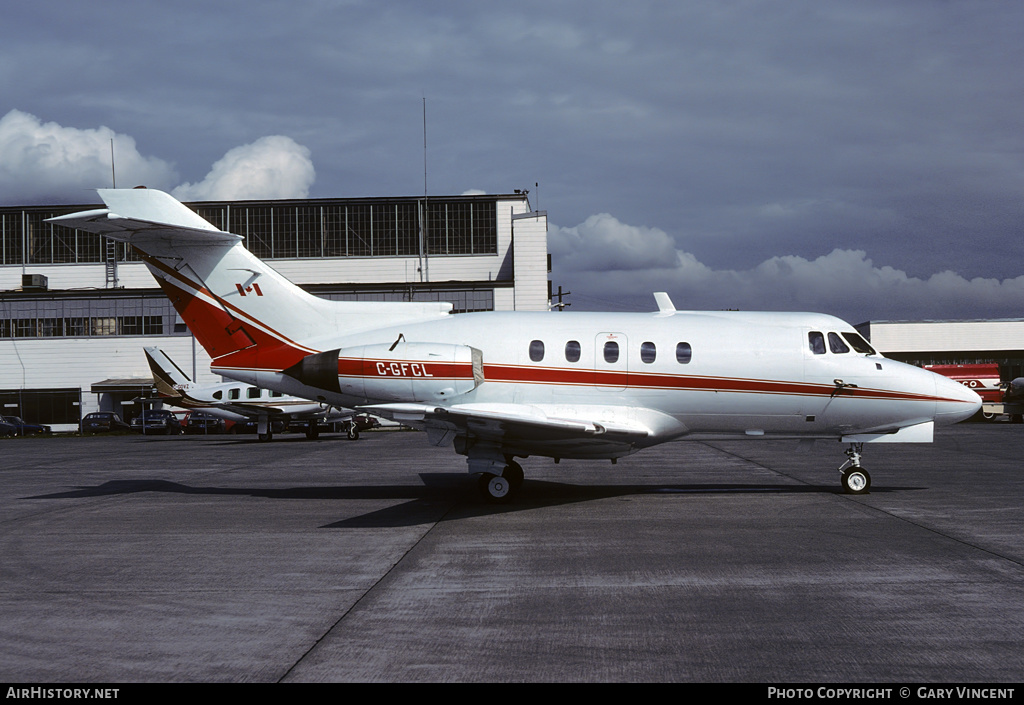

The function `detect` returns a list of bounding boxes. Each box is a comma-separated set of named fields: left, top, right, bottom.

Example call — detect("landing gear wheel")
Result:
left=258, top=431, right=273, bottom=442
left=841, top=468, right=871, bottom=494
left=479, top=473, right=512, bottom=503
left=347, top=425, right=360, bottom=440
left=502, top=461, right=524, bottom=490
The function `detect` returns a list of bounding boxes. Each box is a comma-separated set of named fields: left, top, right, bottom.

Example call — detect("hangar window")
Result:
left=676, top=342, right=692, bottom=364
left=640, top=341, right=657, bottom=364
left=529, top=340, right=545, bottom=362
left=808, top=332, right=826, bottom=355
left=604, top=341, right=619, bottom=363
left=91, top=318, right=116, bottom=336
left=565, top=340, right=581, bottom=363
left=828, top=332, right=850, bottom=354
left=63, top=318, right=89, bottom=336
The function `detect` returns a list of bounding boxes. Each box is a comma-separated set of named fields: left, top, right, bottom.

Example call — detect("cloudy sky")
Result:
left=2, top=1, right=1023, bottom=323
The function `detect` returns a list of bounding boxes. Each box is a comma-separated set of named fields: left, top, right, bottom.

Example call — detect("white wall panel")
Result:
left=865, top=320, right=1024, bottom=353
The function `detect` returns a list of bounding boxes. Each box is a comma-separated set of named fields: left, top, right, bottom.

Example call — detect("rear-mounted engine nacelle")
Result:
left=284, top=342, right=483, bottom=402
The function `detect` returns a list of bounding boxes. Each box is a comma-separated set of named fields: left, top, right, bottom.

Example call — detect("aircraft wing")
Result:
left=218, top=402, right=289, bottom=417
left=216, top=401, right=354, bottom=422
left=362, top=402, right=680, bottom=459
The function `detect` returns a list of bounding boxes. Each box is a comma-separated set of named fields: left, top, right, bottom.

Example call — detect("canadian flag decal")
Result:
left=236, top=283, right=264, bottom=297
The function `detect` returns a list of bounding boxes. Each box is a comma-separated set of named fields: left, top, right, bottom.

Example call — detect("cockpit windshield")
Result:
left=841, top=332, right=876, bottom=355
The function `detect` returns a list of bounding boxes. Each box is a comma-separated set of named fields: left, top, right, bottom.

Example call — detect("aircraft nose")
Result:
left=932, top=373, right=982, bottom=425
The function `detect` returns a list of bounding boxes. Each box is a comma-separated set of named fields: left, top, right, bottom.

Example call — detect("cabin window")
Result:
left=247, top=387, right=261, bottom=399
left=676, top=342, right=692, bottom=364
left=640, top=341, right=657, bottom=364
left=808, top=332, right=826, bottom=355
left=229, top=388, right=240, bottom=400
left=828, top=332, right=850, bottom=354
left=604, top=341, right=619, bottom=363
left=565, top=340, right=581, bottom=363
left=212, top=391, right=222, bottom=400
left=842, top=332, right=876, bottom=355
left=271, top=391, right=283, bottom=398
left=529, top=339, right=545, bottom=362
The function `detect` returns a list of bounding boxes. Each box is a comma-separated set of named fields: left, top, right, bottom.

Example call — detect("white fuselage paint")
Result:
left=219, top=309, right=977, bottom=453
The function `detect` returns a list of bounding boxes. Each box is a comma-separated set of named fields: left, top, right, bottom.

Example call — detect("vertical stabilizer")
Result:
left=48, top=190, right=454, bottom=371
left=144, top=346, right=191, bottom=399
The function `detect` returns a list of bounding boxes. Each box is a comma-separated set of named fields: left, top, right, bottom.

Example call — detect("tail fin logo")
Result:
left=236, top=283, right=264, bottom=297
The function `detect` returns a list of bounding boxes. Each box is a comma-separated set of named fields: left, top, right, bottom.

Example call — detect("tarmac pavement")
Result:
left=1, top=423, right=1022, bottom=683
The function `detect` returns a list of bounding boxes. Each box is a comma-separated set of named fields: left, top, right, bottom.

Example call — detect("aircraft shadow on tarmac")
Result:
left=24, top=475, right=923, bottom=528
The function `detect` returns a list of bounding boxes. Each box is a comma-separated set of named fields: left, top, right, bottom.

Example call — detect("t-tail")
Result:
left=50, top=189, right=452, bottom=373
left=143, top=346, right=194, bottom=400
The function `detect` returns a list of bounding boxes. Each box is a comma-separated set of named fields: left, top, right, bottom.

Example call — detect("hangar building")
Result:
left=0, top=192, right=549, bottom=431
left=856, top=319, right=1024, bottom=381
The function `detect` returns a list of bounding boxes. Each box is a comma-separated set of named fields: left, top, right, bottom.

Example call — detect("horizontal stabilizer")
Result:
left=47, top=189, right=240, bottom=244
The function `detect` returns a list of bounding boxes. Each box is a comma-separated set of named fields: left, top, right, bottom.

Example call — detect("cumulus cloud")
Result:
left=550, top=213, right=682, bottom=272
left=549, top=214, right=1024, bottom=323
left=0, top=112, right=317, bottom=204
left=0, top=110, right=178, bottom=204
left=171, top=136, right=315, bottom=201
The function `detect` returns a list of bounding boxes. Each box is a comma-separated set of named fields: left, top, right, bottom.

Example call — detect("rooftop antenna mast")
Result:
left=420, top=96, right=430, bottom=283
left=110, top=138, right=116, bottom=188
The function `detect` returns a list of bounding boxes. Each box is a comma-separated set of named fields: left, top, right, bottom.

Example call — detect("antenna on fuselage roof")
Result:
left=654, top=292, right=676, bottom=314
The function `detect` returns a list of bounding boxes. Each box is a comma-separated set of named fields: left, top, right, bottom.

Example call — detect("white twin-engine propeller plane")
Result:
left=50, top=189, right=981, bottom=502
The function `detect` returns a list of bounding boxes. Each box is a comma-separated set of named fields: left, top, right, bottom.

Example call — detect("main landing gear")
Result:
left=838, top=443, right=871, bottom=494
left=478, top=460, right=524, bottom=503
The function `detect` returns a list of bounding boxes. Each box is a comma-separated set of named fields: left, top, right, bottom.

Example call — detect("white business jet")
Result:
left=143, top=346, right=360, bottom=440
left=50, top=189, right=980, bottom=502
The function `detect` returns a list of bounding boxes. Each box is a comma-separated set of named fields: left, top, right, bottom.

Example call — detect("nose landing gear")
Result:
left=839, top=443, right=871, bottom=494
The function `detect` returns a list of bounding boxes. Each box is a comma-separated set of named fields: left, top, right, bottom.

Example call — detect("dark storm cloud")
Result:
left=2, top=1, right=1023, bottom=322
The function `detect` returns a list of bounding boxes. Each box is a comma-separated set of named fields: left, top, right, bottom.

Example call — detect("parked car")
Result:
left=185, top=411, right=226, bottom=434
left=82, top=412, right=131, bottom=434
left=130, top=410, right=182, bottom=435
left=0, top=419, right=16, bottom=437
left=0, top=415, right=51, bottom=436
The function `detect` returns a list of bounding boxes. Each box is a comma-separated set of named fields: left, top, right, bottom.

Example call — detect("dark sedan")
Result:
left=185, top=411, right=226, bottom=434
left=130, top=410, right=182, bottom=435
left=0, top=415, right=51, bottom=436
left=82, top=412, right=131, bottom=434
